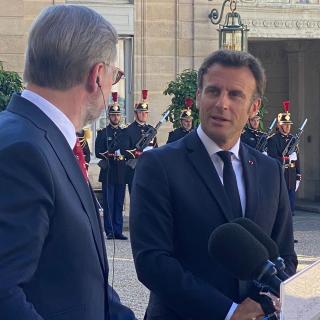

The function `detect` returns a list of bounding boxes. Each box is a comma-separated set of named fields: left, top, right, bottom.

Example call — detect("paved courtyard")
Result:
left=106, top=210, right=320, bottom=320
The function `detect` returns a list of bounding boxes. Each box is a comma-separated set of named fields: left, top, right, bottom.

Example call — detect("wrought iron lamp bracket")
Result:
left=208, top=0, right=237, bottom=25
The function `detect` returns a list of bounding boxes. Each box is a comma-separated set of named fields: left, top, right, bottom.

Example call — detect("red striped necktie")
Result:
left=73, top=138, right=89, bottom=182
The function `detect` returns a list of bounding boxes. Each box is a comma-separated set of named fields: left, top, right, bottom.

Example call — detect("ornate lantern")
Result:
left=208, top=0, right=248, bottom=52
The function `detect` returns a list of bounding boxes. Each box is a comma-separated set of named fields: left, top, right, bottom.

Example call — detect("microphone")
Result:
left=233, top=218, right=290, bottom=281
left=208, top=223, right=281, bottom=297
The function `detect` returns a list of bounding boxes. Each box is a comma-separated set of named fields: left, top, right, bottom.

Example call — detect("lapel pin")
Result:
left=248, top=160, right=254, bottom=165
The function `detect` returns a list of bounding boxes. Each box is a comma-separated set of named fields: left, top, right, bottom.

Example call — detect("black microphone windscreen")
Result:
left=233, top=218, right=279, bottom=260
left=208, top=223, right=269, bottom=281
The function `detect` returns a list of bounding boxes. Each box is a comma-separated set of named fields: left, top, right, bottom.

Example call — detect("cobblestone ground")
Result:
left=106, top=210, right=320, bottom=320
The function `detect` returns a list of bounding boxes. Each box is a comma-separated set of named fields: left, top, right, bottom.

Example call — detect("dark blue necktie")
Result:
left=217, top=151, right=242, bottom=218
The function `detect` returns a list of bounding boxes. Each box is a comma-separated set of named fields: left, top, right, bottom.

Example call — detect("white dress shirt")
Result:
left=197, top=125, right=248, bottom=320
left=197, top=125, right=246, bottom=215
left=21, top=89, right=76, bottom=149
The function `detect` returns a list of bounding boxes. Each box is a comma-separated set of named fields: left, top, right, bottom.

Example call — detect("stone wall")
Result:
left=1, top=0, right=320, bottom=199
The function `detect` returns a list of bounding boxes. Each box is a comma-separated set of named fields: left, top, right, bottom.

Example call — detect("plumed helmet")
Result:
left=108, top=92, right=122, bottom=115
left=134, top=89, right=149, bottom=112
left=180, top=98, right=193, bottom=120
left=277, top=100, right=293, bottom=125
left=249, top=114, right=261, bottom=120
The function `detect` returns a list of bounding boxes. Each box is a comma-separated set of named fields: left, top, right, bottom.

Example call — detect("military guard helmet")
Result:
left=180, top=98, right=193, bottom=120
left=249, top=114, right=261, bottom=121
left=278, top=100, right=293, bottom=125
left=134, top=89, right=149, bottom=112
left=108, top=92, right=122, bottom=115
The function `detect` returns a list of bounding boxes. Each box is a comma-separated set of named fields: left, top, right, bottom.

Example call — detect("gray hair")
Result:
left=23, top=5, right=118, bottom=90
left=197, top=49, right=266, bottom=99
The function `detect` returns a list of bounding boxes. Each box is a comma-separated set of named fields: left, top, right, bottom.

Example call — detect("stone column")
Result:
left=286, top=41, right=319, bottom=200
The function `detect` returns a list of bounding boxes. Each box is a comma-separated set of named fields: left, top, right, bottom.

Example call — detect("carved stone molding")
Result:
left=243, top=19, right=320, bottom=29
left=239, top=0, right=319, bottom=4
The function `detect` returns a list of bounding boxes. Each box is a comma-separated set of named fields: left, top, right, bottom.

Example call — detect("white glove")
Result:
left=143, top=146, right=154, bottom=152
left=262, top=151, right=268, bottom=156
left=289, top=152, right=297, bottom=162
left=115, top=149, right=122, bottom=156
left=295, top=180, right=300, bottom=192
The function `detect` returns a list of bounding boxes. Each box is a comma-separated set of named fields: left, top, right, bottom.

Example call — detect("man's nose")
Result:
left=215, top=92, right=229, bottom=110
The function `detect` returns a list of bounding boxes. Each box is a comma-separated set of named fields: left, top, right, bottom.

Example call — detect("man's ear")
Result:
left=86, top=62, right=105, bottom=92
left=249, top=98, right=261, bottom=118
left=195, top=88, right=201, bottom=110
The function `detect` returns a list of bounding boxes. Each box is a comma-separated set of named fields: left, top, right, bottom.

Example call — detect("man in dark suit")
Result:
left=0, top=5, right=135, bottom=320
left=130, top=50, right=297, bottom=320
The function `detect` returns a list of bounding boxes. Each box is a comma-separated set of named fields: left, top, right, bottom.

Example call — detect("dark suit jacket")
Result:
left=0, top=94, right=135, bottom=320
left=130, top=130, right=297, bottom=320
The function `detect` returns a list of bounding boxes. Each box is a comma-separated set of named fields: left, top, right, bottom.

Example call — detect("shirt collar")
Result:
left=135, top=120, right=146, bottom=126
left=21, top=89, right=76, bottom=149
left=197, top=125, right=240, bottom=160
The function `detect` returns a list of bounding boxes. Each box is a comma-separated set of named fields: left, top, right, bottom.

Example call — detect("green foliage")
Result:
left=0, top=62, right=23, bottom=111
left=163, top=69, right=199, bottom=129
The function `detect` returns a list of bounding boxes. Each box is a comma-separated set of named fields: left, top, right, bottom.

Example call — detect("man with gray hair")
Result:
left=0, top=5, right=134, bottom=320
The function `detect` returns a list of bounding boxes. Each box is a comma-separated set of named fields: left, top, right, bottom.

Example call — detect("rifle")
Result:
left=126, top=108, right=170, bottom=169
left=255, top=118, right=277, bottom=152
left=282, top=118, right=308, bottom=158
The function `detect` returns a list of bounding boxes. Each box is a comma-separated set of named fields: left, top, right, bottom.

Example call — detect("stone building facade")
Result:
left=0, top=0, right=319, bottom=200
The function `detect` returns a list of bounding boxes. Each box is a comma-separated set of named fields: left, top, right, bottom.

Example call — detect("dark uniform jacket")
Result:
left=126, top=121, right=158, bottom=184
left=241, top=127, right=264, bottom=149
left=95, top=125, right=129, bottom=185
left=130, top=130, right=297, bottom=320
left=166, top=127, right=193, bottom=144
left=267, top=132, right=301, bottom=191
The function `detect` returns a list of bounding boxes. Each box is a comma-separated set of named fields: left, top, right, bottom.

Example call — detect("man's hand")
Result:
left=230, top=298, right=265, bottom=320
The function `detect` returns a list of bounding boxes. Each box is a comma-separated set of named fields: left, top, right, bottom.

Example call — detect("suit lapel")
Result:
left=185, top=131, right=235, bottom=222
left=240, top=144, right=259, bottom=222
left=7, top=94, right=106, bottom=273
left=46, top=132, right=106, bottom=273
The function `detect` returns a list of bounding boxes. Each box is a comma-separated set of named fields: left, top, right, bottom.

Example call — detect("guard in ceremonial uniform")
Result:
left=126, top=89, right=158, bottom=193
left=267, top=101, right=301, bottom=214
left=241, top=114, right=265, bottom=149
left=95, top=92, right=129, bottom=240
left=166, top=98, right=194, bottom=144
left=76, top=128, right=91, bottom=169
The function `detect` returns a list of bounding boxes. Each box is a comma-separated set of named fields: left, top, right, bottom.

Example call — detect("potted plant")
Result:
left=0, top=62, right=23, bottom=111
left=163, top=69, right=199, bottom=129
